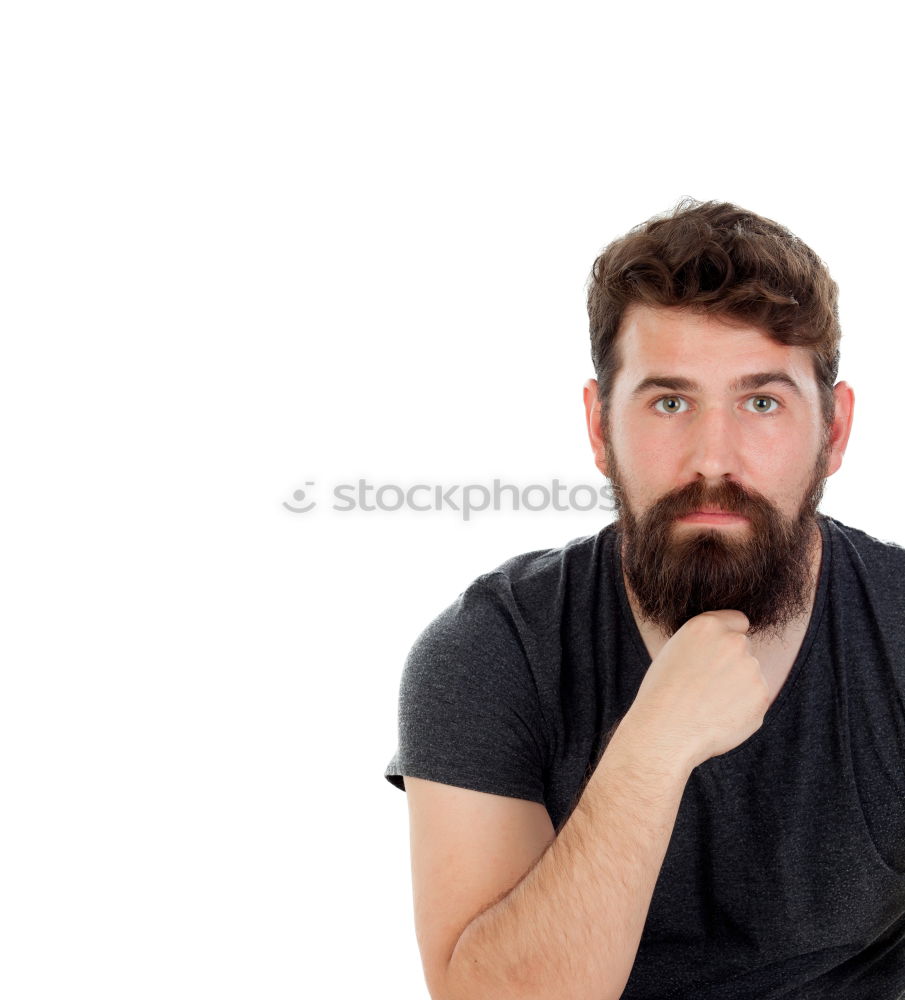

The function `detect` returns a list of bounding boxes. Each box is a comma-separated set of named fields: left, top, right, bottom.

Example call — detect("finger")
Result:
left=700, top=609, right=751, bottom=633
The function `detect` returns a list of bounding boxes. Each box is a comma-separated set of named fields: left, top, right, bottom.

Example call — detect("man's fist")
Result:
left=625, top=610, right=771, bottom=770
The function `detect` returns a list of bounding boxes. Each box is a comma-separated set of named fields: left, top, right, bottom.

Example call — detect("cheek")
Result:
left=754, top=447, right=824, bottom=511
left=615, top=448, right=679, bottom=507
left=617, top=424, right=676, bottom=471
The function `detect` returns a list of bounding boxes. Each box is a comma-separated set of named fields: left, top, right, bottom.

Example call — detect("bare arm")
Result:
left=443, top=713, right=693, bottom=1000
left=411, top=609, right=769, bottom=1000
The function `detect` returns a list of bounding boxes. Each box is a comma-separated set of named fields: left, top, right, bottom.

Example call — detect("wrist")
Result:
left=607, top=711, right=699, bottom=783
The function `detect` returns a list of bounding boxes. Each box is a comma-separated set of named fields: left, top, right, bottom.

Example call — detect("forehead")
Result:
left=613, top=304, right=818, bottom=391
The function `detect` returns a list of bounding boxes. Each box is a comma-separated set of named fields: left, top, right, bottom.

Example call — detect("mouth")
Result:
left=676, top=509, right=750, bottom=525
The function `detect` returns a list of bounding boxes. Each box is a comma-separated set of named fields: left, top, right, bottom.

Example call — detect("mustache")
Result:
left=646, top=478, right=774, bottom=523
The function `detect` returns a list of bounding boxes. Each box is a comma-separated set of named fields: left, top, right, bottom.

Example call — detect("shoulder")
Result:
left=471, top=526, right=614, bottom=617
left=823, top=515, right=905, bottom=609
left=401, top=526, right=615, bottom=685
left=824, top=515, right=905, bottom=574
left=387, top=534, right=618, bottom=801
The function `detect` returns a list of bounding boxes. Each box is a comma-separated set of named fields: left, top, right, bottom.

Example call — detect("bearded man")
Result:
left=385, top=200, right=905, bottom=1000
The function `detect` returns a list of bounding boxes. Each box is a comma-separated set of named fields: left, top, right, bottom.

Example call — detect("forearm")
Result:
left=443, top=715, right=693, bottom=1000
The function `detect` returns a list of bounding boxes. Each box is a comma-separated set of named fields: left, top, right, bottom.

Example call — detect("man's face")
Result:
left=593, top=304, right=842, bottom=638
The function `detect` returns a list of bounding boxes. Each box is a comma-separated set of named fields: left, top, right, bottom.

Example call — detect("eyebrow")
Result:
left=628, top=370, right=804, bottom=400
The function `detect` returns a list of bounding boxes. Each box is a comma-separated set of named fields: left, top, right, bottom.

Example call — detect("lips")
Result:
left=678, top=509, right=750, bottom=523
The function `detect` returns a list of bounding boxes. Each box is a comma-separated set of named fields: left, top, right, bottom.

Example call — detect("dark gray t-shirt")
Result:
left=385, top=514, right=905, bottom=998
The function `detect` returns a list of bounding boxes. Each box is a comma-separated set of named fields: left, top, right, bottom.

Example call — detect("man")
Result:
left=384, top=200, right=905, bottom=999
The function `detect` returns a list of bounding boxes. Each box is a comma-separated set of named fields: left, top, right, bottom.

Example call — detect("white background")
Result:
left=2, top=2, right=903, bottom=997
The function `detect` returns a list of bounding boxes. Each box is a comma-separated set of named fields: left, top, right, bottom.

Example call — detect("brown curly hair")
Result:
left=587, top=199, right=841, bottom=427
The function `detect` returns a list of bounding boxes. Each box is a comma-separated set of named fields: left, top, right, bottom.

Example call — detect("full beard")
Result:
left=607, top=442, right=830, bottom=640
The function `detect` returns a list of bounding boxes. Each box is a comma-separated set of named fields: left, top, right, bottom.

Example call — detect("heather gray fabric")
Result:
left=385, top=514, right=905, bottom=998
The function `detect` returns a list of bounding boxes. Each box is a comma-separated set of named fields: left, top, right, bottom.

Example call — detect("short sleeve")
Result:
left=384, top=576, right=548, bottom=804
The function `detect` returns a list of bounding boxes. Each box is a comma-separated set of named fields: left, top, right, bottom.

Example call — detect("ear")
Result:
left=583, top=379, right=610, bottom=477
left=823, top=381, right=855, bottom=478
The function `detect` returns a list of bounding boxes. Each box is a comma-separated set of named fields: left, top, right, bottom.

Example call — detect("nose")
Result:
left=685, top=405, right=744, bottom=483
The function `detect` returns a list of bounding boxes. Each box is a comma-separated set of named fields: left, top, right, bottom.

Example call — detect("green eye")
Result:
left=655, top=396, right=687, bottom=414
left=746, top=396, right=779, bottom=414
